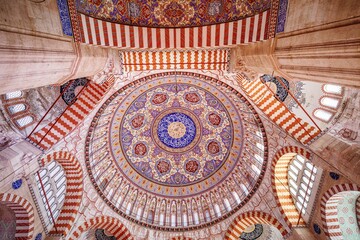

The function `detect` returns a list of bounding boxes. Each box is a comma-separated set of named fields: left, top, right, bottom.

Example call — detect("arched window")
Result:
left=288, top=155, right=318, bottom=215
left=313, top=109, right=333, bottom=122
left=35, top=161, right=66, bottom=229
left=8, top=103, right=26, bottom=114
left=5, top=91, right=22, bottom=100
left=323, top=84, right=342, bottom=95
left=320, top=97, right=340, bottom=109
left=15, top=115, right=34, bottom=128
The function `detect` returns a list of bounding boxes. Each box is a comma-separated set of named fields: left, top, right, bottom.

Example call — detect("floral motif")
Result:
left=208, top=113, right=221, bottom=126
left=151, top=93, right=168, bottom=105
left=134, top=143, right=147, bottom=156
left=185, top=160, right=199, bottom=173
left=131, top=114, right=145, bottom=129
left=76, top=0, right=271, bottom=27
left=184, top=92, right=201, bottom=103
left=207, top=141, right=220, bottom=154
left=157, top=160, right=171, bottom=174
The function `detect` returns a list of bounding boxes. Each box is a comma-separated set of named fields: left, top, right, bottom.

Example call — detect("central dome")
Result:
left=86, top=72, right=267, bottom=230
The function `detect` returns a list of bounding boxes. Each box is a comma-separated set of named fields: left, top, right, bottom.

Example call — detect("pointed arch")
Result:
left=224, top=211, right=288, bottom=240
left=39, top=151, right=83, bottom=236
left=69, top=216, right=133, bottom=240
left=0, top=192, right=35, bottom=240
left=271, top=146, right=312, bottom=228
left=320, top=183, right=360, bottom=238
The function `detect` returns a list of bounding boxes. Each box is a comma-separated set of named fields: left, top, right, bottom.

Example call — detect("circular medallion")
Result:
left=85, top=72, right=268, bottom=230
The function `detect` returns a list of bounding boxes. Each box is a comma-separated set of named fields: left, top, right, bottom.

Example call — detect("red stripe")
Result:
left=85, top=16, right=93, bottom=44
left=257, top=13, right=263, bottom=41
left=189, top=28, right=194, bottom=47
left=139, top=27, right=144, bottom=48
left=249, top=16, right=255, bottom=42
left=120, top=24, right=126, bottom=47
left=165, top=29, right=170, bottom=48
left=215, top=24, right=220, bottom=46
left=78, top=15, right=85, bottom=43
left=198, top=27, right=202, bottom=47
left=102, top=21, right=109, bottom=46
left=241, top=20, right=246, bottom=43
left=224, top=23, right=229, bottom=45
left=147, top=28, right=152, bottom=48
left=111, top=23, right=118, bottom=46
left=181, top=28, right=185, bottom=48
left=232, top=21, right=238, bottom=44
left=173, top=29, right=177, bottom=47
left=94, top=20, right=101, bottom=44
left=264, top=11, right=270, bottom=39
left=206, top=25, right=211, bottom=46
left=156, top=28, right=161, bottom=48
left=129, top=26, right=135, bottom=47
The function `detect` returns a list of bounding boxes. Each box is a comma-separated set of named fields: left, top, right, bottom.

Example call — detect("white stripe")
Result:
left=151, top=28, right=157, bottom=49
left=160, top=28, right=166, bottom=48
left=245, top=17, right=251, bottom=43
left=228, top=22, right=233, bottom=44
left=107, top=22, right=113, bottom=46
left=125, top=25, right=130, bottom=47
left=169, top=29, right=174, bottom=48
left=98, top=20, right=105, bottom=45
left=176, top=29, right=181, bottom=48
left=253, top=14, right=259, bottom=41
left=219, top=23, right=225, bottom=46
left=142, top=27, right=148, bottom=48
left=193, top=27, right=198, bottom=47
left=81, top=15, right=89, bottom=44
left=89, top=17, right=97, bottom=45
left=260, top=11, right=267, bottom=40
left=115, top=24, right=121, bottom=47
left=134, top=26, right=139, bottom=48
left=185, top=28, right=190, bottom=48
left=211, top=25, right=216, bottom=46
left=236, top=20, right=242, bottom=44
left=202, top=26, right=207, bottom=47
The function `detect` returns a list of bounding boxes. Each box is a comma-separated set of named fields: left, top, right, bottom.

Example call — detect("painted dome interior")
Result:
left=76, top=0, right=271, bottom=27
left=86, top=72, right=267, bottom=230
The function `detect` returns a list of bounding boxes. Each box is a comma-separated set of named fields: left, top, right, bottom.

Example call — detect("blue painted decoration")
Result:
left=35, top=233, right=42, bottom=240
left=56, top=0, right=73, bottom=36
left=329, top=172, right=340, bottom=180
left=12, top=179, right=22, bottom=190
left=313, top=223, right=321, bottom=234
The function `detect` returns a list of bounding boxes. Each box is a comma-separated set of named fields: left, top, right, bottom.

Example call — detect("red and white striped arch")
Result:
left=69, top=216, right=133, bottom=240
left=0, top=192, right=35, bottom=240
left=224, top=211, right=288, bottom=240
left=237, top=74, right=321, bottom=145
left=40, top=151, right=83, bottom=237
left=78, top=11, right=270, bottom=48
left=320, top=183, right=360, bottom=238
left=271, top=146, right=311, bottom=228
left=28, top=76, right=115, bottom=150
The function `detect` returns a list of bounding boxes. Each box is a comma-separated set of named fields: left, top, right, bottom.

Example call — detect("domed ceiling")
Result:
left=76, top=0, right=271, bottom=27
left=86, top=72, right=268, bottom=230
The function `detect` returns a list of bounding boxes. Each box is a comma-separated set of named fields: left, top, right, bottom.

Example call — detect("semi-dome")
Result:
left=85, top=72, right=268, bottom=230
left=76, top=0, right=271, bottom=28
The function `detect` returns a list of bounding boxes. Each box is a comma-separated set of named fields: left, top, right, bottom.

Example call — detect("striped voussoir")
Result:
left=320, top=183, right=360, bottom=238
left=237, top=74, right=320, bottom=145
left=120, top=49, right=230, bottom=72
left=0, top=192, right=35, bottom=240
left=69, top=216, right=133, bottom=240
left=78, top=11, right=270, bottom=48
left=224, top=211, right=288, bottom=240
left=271, top=146, right=311, bottom=228
left=40, top=151, right=83, bottom=237
left=27, top=76, right=115, bottom=150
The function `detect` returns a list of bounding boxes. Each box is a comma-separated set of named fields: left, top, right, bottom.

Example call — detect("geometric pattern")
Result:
left=237, top=74, right=321, bottom=145
left=78, top=11, right=270, bottom=48
left=69, top=216, right=133, bottom=240
left=120, top=49, right=230, bottom=72
left=271, top=146, right=310, bottom=228
left=320, top=183, right=360, bottom=238
left=40, top=151, right=83, bottom=237
left=224, top=211, right=288, bottom=240
left=0, top=192, right=35, bottom=240
left=27, top=76, right=114, bottom=150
